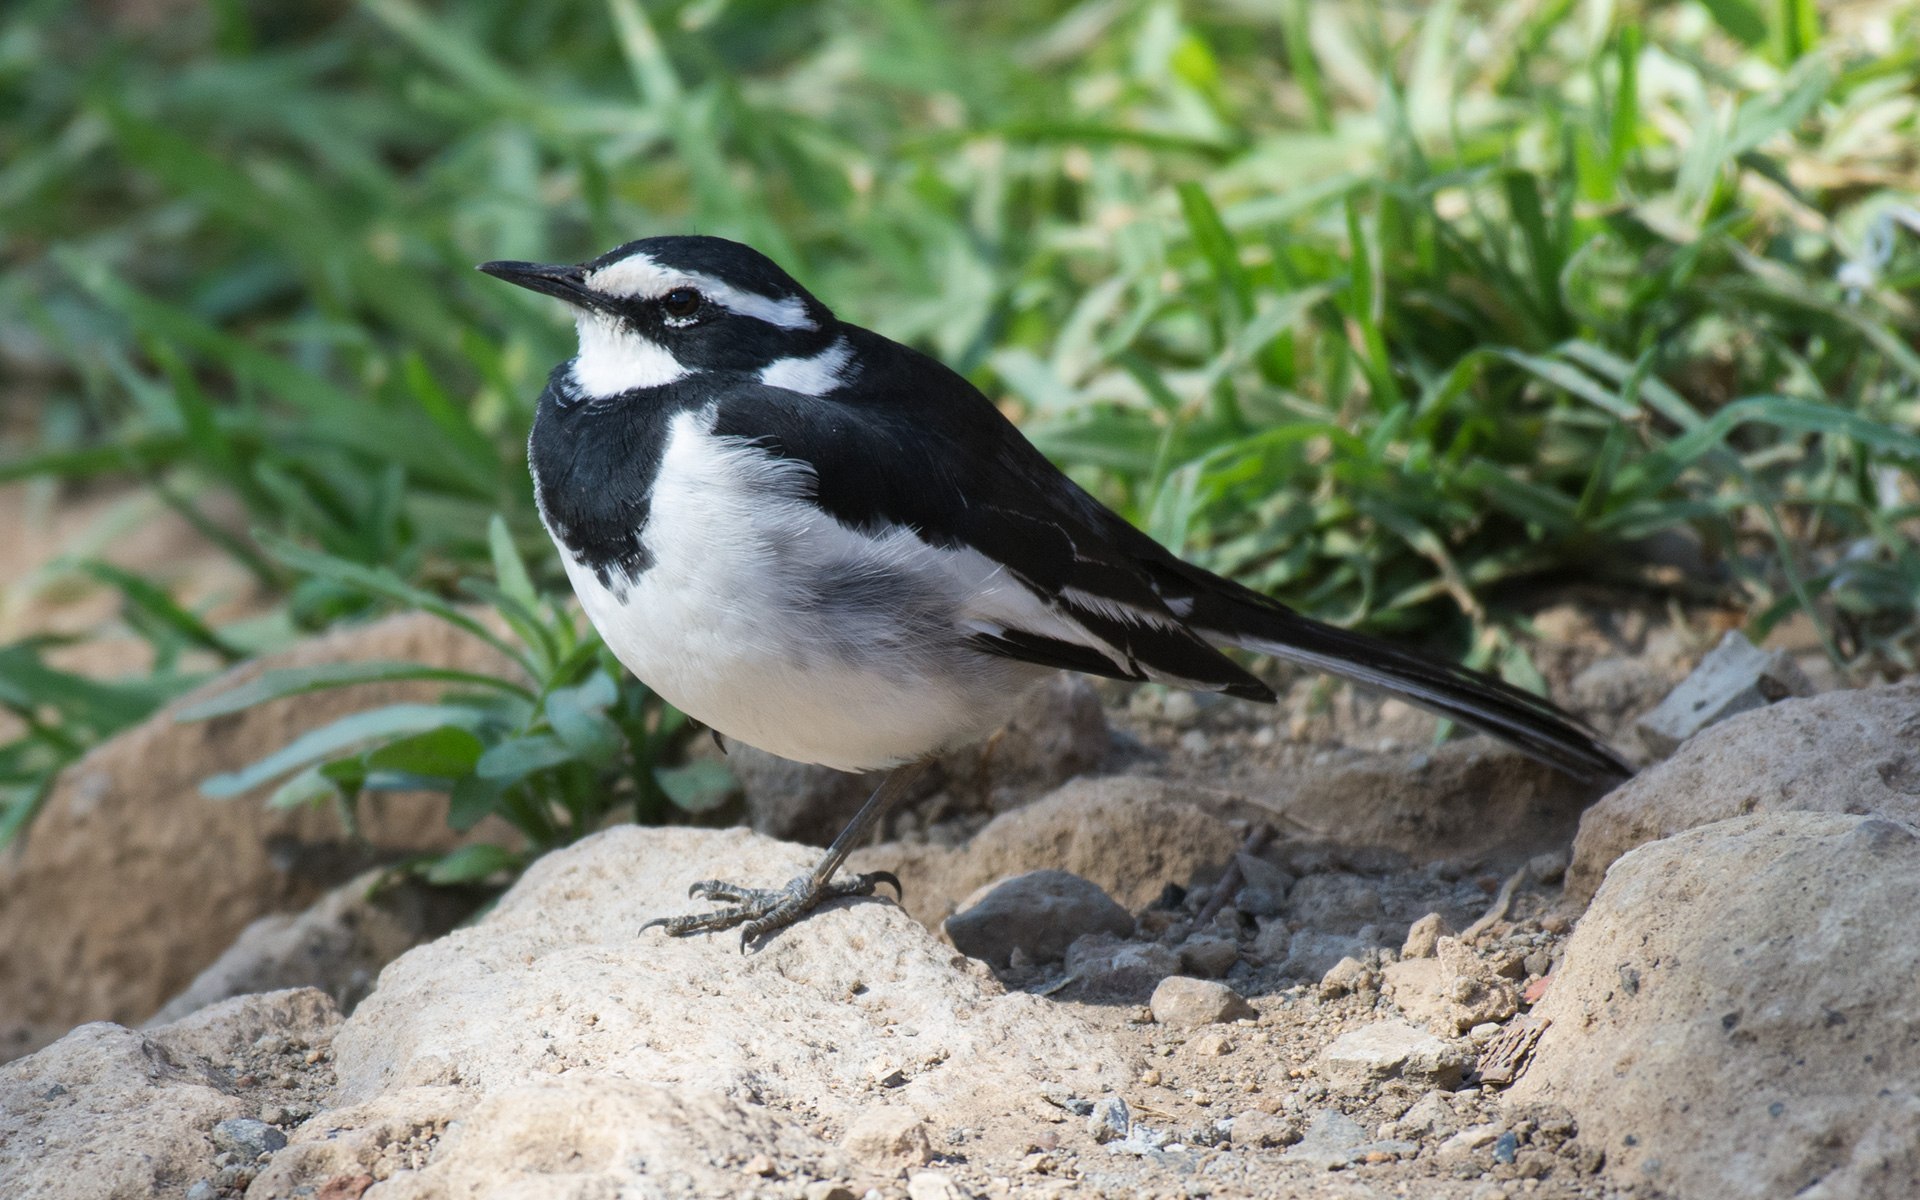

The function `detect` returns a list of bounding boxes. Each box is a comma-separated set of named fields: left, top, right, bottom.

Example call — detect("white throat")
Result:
left=570, top=312, right=691, bottom=397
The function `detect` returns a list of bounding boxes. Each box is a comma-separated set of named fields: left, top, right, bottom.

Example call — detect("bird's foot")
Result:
left=641, top=871, right=901, bottom=951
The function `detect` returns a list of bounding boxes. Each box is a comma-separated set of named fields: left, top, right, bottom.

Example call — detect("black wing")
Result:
left=710, top=327, right=1273, bottom=700
left=716, top=326, right=1630, bottom=782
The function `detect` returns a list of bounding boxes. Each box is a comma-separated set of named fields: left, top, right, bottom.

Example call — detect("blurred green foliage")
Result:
left=3, top=0, right=1918, bottom=846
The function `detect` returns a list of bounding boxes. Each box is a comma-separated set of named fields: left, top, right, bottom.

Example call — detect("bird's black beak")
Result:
left=477, top=260, right=612, bottom=312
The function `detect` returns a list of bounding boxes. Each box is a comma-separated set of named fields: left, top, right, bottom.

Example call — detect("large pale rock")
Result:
left=243, top=826, right=1119, bottom=1196
left=0, top=612, right=513, bottom=1061
left=732, top=674, right=1108, bottom=843
left=848, top=775, right=1244, bottom=928
left=1511, top=812, right=1920, bottom=1199
left=146, top=869, right=475, bottom=1027
left=1566, top=680, right=1920, bottom=903
left=1382, top=937, right=1519, bottom=1035
left=0, top=988, right=341, bottom=1200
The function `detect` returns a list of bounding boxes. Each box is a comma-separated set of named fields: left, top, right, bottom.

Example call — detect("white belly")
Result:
left=552, top=410, right=1049, bottom=771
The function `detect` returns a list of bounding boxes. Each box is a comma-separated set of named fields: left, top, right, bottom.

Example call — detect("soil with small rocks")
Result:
left=2, top=590, right=1912, bottom=1200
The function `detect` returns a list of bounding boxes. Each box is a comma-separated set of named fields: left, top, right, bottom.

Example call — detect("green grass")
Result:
left=3, top=0, right=1918, bottom=846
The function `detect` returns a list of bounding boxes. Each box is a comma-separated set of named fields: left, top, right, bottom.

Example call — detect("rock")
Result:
left=1087, top=1096, right=1130, bottom=1143
left=1396, top=1090, right=1459, bottom=1138
left=906, top=1169, right=968, bottom=1200
left=943, top=869, right=1132, bottom=968
left=1511, top=812, right=1920, bottom=1199
left=1148, top=976, right=1255, bottom=1027
left=1177, top=935, right=1239, bottom=978
left=1281, top=930, right=1367, bottom=981
left=0, top=989, right=340, bottom=1199
left=1286, top=872, right=1385, bottom=933
left=1316, top=1019, right=1465, bottom=1091
left=850, top=776, right=1243, bottom=928
left=1567, top=656, right=1672, bottom=730
left=1401, top=912, right=1450, bottom=959
left=236, top=827, right=1118, bottom=1196
left=1634, top=630, right=1814, bottom=757
left=1250, top=919, right=1291, bottom=964
left=1566, top=679, right=1920, bottom=904
left=1240, top=738, right=1601, bottom=864
left=0, top=612, right=512, bottom=1060
left=1382, top=937, right=1519, bottom=1035
left=1064, top=935, right=1181, bottom=999
left=842, top=1105, right=933, bottom=1169
left=146, top=868, right=473, bottom=1027
left=1230, top=1109, right=1302, bottom=1148
left=1317, top=956, right=1373, bottom=998
left=804, top=1184, right=858, bottom=1200
left=210, top=1116, right=287, bottom=1159
left=735, top=674, right=1108, bottom=842
left=1280, top=1109, right=1372, bottom=1168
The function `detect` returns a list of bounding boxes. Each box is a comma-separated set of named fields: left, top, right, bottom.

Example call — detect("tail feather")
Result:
left=1200, top=605, right=1631, bottom=784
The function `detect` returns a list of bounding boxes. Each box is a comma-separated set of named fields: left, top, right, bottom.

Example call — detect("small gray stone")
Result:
left=1636, top=630, right=1814, bottom=756
left=1065, top=934, right=1181, bottom=999
left=1149, top=976, right=1256, bottom=1027
left=1317, top=1019, right=1465, bottom=1091
left=209, top=1117, right=286, bottom=1160
left=1230, top=1109, right=1302, bottom=1148
left=1233, top=884, right=1286, bottom=918
left=1087, top=1096, right=1131, bottom=1143
left=1287, top=872, right=1385, bottom=934
left=1178, top=935, right=1239, bottom=978
left=1251, top=919, right=1291, bottom=963
left=1321, top=956, right=1375, bottom=999
left=945, top=870, right=1133, bottom=968
left=1283, top=930, right=1366, bottom=980
left=1281, top=1109, right=1372, bottom=1168
left=185, top=1182, right=218, bottom=1200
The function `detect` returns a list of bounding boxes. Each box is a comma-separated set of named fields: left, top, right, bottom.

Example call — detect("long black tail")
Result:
left=1181, top=586, right=1632, bottom=784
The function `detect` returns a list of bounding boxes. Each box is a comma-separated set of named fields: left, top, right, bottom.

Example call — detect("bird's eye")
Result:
left=661, top=287, right=703, bottom=321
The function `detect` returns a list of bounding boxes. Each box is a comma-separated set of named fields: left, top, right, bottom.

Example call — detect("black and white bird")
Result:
left=480, top=235, right=1630, bottom=946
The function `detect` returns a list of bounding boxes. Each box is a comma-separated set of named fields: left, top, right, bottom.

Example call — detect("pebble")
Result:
left=210, top=1117, right=287, bottom=1160
left=1087, top=1096, right=1131, bottom=1143
left=943, top=870, right=1134, bottom=968
left=841, top=1105, right=932, bottom=1168
left=1401, top=912, right=1450, bottom=959
left=742, top=1153, right=775, bottom=1176
left=185, top=1182, right=218, bottom=1200
left=906, top=1170, right=967, bottom=1200
left=1065, top=935, right=1183, bottom=998
left=1318, top=956, right=1373, bottom=998
left=1149, top=976, right=1256, bottom=1027
left=1230, top=1109, right=1302, bottom=1148
left=803, top=1184, right=857, bottom=1200
left=1191, top=1033, right=1232, bottom=1057
left=1493, top=1130, right=1519, bottom=1164
left=1179, top=936, right=1240, bottom=978
left=1317, top=1019, right=1465, bottom=1090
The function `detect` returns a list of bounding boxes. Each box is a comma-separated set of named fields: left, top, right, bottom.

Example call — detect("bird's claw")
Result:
left=642, top=870, right=902, bottom=950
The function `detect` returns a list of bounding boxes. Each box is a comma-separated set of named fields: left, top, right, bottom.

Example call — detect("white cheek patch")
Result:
left=586, top=251, right=817, bottom=331
left=758, top=336, right=854, bottom=396
left=571, top=312, right=690, bottom=397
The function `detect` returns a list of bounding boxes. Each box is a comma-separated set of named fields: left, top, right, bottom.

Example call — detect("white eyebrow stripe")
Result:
left=758, top=336, right=854, bottom=396
left=585, top=252, right=817, bottom=331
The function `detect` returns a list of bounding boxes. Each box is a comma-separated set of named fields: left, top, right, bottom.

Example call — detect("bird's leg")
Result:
left=642, top=760, right=931, bottom=950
